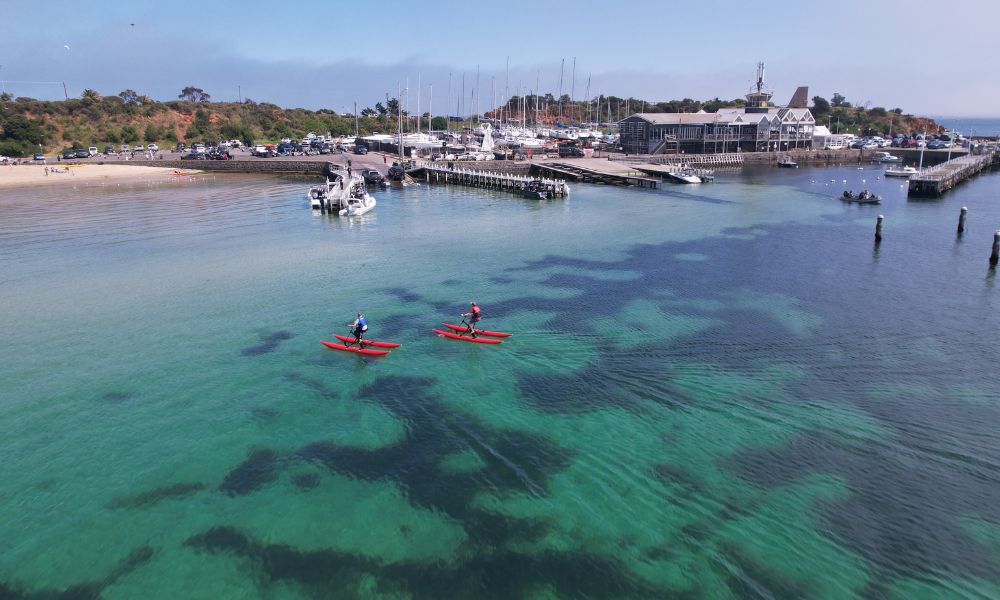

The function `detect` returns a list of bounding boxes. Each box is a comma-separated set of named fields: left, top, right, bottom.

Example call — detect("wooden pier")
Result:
left=908, top=152, right=997, bottom=197
left=409, top=165, right=570, bottom=197
left=530, top=162, right=659, bottom=188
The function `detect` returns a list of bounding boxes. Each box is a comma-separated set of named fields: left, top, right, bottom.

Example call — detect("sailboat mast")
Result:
left=558, top=58, right=564, bottom=123
left=475, top=64, right=480, bottom=123
left=504, top=56, right=510, bottom=129
left=571, top=57, right=576, bottom=123
left=397, top=81, right=402, bottom=160
left=429, top=83, right=433, bottom=134
left=535, top=69, right=540, bottom=128
left=447, top=72, right=452, bottom=133
left=417, top=73, right=421, bottom=134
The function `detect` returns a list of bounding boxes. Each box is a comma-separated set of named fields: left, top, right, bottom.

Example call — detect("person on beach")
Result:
left=348, top=311, right=368, bottom=345
left=462, top=301, right=482, bottom=337
left=44, top=167, right=49, bottom=176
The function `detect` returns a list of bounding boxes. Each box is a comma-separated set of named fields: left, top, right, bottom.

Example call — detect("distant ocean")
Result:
left=929, top=117, right=1000, bottom=136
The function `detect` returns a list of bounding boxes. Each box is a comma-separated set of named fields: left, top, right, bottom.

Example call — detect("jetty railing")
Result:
left=409, top=164, right=570, bottom=197
left=908, top=151, right=996, bottom=197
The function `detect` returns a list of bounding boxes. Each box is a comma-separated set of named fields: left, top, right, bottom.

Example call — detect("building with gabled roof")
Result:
left=618, top=65, right=815, bottom=154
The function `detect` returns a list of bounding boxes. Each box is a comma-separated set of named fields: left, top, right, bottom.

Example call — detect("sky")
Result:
left=2, top=0, right=998, bottom=117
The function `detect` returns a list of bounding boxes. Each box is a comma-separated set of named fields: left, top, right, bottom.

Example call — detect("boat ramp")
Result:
left=908, top=151, right=998, bottom=197
left=410, top=164, right=570, bottom=197
left=530, top=161, right=659, bottom=188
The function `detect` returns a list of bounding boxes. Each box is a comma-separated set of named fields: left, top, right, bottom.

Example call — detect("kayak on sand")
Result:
left=332, top=334, right=401, bottom=348
left=432, top=329, right=503, bottom=344
left=321, top=340, right=391, bottom=356
left=440, top=323, right=512, bottom=338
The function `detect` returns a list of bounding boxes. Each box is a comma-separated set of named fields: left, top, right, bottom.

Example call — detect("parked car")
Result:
left=134, top=145, right=145, bottom=152
left=33, top=152, right=46, bottom=161
left=207, top=149, right=232, bottom=160
left=75, top=148, right=90, bottom=158
left=88, top=146, right=99, bottom=157
left=120, top=144, right=130, bottom=152
left=0, top=155, right=9, bottom=164
left=361, top=169, right=384, bottom=183
left=62, top=149, right=77, bottom=159
left=104, top=145, right=116, bottom=154
left=353, top=144, right=369, bottom=155
left=180, top=152, right=205, bottom=160
left=175, top=143, right=186, bottom=153
left=926, top=141, right=946, bottom=150
left=558, top=145, right=585, bottom=158
left=148, top=144, right=159, bottom=152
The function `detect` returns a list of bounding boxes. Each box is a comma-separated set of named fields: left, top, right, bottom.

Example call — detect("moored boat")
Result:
left=777, top=156, right=798, bottom=168
left=842, top=190, right=880, bottom=204
left=339, top=177, right=376, bottom=216
left=666, top=168, right=702, bottom=184
left=884, top=165, right=918, bottom=178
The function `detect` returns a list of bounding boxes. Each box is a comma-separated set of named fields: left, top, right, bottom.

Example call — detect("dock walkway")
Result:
left=409, top=164, right=570, bottom=197
left=908, top=152, right=997, bottom=197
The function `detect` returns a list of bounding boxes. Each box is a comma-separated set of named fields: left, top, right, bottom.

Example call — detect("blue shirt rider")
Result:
left=349, top=311, right=368, bottom=345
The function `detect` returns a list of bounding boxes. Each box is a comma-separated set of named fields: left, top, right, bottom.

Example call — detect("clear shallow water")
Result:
left=2, top=166, right=1000, bottom=598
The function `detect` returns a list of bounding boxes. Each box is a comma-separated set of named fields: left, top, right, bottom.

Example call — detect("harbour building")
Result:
left=619, top=64, right=815, bottom=155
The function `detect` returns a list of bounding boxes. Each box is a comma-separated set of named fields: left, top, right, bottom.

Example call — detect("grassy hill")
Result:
left=0, top=90, right=941, bottom=157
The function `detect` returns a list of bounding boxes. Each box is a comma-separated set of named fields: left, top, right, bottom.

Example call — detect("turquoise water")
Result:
left=930, top=117, right=1000, bottom=137
left=2, top=166, right=1000, bottom=598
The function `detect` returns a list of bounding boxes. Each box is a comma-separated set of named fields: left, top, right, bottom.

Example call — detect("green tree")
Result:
left=81, top=89, right=101, bottom=104
left=144, top=123, right=165, bottom=142
left=179, top=86, right=211, bottom=102
left=811, top=96, right=830, bottom=115
left=831, top=93, right=850, bottom=108
left=118, top=89, right=142, bottom=105
left=120, top=125, right=140, bottom=143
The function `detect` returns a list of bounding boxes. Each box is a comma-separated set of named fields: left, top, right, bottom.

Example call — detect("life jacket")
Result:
left=470, top=306, right=481, bottom=319
left=357, top=315, right=368, bottom=330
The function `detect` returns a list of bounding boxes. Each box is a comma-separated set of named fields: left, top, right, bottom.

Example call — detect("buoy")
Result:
left=957, top=207, right=967, bottom=234
left=875, top=215, right=884, bottom=243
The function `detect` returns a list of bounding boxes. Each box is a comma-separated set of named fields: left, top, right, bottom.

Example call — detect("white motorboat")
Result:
left=339, top=176, right=376, bottom=216
left=884, top=165, right=918, bottom=178
left=875, top=151, right=902, bottom=163
left=308, top=178, right=337, bottom=210
left=666, top=168, right=702, bottom=184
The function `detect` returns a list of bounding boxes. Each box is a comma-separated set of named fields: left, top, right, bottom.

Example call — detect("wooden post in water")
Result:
left=958, top=207, right=968, bottom=234
left=991, top=231, right=1000, bottom=266
left=875, top=215, right=884, bottom=243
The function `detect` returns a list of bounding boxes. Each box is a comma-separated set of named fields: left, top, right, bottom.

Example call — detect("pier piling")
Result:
left=991, top=231, right=1000, bottom=267
left=958, top=207, right=968, bottom=234
left=875, top=215, right=884, bottom=244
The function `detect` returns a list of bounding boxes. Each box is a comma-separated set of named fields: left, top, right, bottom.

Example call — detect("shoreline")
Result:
left=0, top=164, right=203, bottom=190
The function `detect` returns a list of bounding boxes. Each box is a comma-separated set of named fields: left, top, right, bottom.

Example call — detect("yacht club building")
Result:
left=619, top=65, right=815, bottom=154
left=619, top=107, right=816, bottom=155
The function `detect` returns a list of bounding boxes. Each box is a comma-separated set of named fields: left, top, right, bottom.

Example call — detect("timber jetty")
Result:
left=410, top=164, right=570, bottom=197
left=908, top=152, right=998, bottom=197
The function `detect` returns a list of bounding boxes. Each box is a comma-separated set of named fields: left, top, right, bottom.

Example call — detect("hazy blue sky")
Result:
left=2, top=0, right=997, bottom=116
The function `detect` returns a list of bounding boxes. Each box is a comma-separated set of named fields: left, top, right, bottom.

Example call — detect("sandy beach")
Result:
left=0, top=163, right=201, bottom=189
